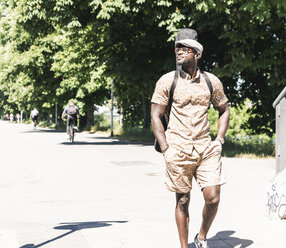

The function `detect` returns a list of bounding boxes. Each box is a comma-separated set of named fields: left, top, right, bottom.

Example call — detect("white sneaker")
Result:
left=74, top=126, right=78, bottom=131
left=194, top=233, right=209, bottom=248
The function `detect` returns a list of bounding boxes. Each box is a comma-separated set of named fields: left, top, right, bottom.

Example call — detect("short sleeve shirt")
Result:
left=151, top=69, right=228, bottom=154
left=62, top=105, right=79, bottom=116
left=31, top=110, right=39, bottom=117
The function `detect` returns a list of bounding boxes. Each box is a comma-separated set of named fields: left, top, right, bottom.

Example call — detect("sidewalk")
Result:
left=0, top=122, right=285, bottom=247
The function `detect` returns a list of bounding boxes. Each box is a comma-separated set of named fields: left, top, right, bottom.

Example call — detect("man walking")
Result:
left=151, top=28, right=230, bottom=248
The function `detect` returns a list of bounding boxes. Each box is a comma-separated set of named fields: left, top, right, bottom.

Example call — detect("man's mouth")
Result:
left=177, top=56, right=185, bottom=61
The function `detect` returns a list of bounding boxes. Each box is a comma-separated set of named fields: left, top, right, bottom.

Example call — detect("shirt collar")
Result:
left=179, top=67, right=201, bottom=82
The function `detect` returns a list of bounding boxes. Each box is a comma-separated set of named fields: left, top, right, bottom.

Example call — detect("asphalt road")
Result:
left=0, top=120, right=284, bottom=248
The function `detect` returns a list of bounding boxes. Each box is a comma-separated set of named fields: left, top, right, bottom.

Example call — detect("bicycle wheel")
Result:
left=70, top=123, right=74, bottom=142
left=71, top=127, right=75, bottom=143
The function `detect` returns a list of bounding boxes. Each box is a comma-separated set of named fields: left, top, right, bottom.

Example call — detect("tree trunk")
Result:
left=142, top=98, right=150, bottom=129
left=86, top=107, right=94, bottom=131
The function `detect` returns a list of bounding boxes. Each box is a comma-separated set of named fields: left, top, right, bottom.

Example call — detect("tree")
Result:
left=163, top=0, right=286, bottom=135
left=1, top=0, right=285, bottom=134
left=0, top=0, right=110, bottom=129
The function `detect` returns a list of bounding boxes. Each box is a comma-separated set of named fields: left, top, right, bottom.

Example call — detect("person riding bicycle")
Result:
left=61, top=101, right=80, bottom=137
left=30, top=108, right=39, bottom=128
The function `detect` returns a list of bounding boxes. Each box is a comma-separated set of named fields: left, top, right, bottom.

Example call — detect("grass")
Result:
left=118, top=127, right=155, bottom=143
left=91, top=122, right=275, bottom=158
left=20, top=114, right=276, bottom=159
left=115, top=127, right=275, bottom=159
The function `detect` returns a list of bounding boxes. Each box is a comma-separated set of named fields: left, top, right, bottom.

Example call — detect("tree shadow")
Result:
left=59, top=140, right=152, bottom=146
left=19, top=220, right=128, bottom=248
left=21, top=129, right=64, bottom=133
left=189, top=230, right=253, bottom=248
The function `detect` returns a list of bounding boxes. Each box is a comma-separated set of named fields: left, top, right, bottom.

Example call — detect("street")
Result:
left=0, top=120, right=284, bottom=248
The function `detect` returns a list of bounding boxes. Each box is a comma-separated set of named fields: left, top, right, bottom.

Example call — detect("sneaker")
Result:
left=73, top=126, right=78, bottom=131
left=194, top=233, right=209, bottom=248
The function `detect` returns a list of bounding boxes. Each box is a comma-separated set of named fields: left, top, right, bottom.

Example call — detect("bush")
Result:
left=91, top=108, right=275, bottom=158
left=208, top=100, right=275, bottom=158
left=91, top=114, right=122, bottom=134
left=222, top=134, right=275, bottom=158
left=93, top=114, right=111, bottom=132
left=120, top=127, right=154, bottom=143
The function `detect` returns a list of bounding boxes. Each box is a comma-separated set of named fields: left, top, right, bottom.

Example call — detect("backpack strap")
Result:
left=202, top=71, right=213, bottom=109
left=160, top=70, right=179, bottom=130
left=202, top=71, right=213, bottom=95
left=166, top=70, right=179, bottom=114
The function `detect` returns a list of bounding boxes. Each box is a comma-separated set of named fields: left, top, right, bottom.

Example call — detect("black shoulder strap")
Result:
left=202, top=71, right=213, bottom=95
left=167, top=70, right=179, bottom=114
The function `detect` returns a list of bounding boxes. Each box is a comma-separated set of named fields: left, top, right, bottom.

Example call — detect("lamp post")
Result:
left=111, top=78, right=114, bottom=137
left=55, top=103, right=58, bottom=128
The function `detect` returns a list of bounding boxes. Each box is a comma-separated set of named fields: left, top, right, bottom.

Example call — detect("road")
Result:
left=0, top=120, right=284, bottom=248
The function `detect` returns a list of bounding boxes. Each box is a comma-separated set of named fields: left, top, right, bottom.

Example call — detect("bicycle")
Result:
left=32, top=117, right=38, bottom=129
left=67, top=118, right=76, bottom=143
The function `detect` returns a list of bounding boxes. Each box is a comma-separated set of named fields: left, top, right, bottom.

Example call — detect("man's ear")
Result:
left=195, top=53, right=201, bottom=60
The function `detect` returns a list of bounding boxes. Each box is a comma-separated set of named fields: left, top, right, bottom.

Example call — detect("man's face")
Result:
left=175, top=45, right=197, bottom=67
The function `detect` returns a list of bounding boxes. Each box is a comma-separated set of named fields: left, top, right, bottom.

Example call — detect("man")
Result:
left=151, top=29, right=230, bottom=248
left=61, top=101, right=80, bottom=136
left=30, top=108, right=39, bottom=126
left=9, top=113, right=14, bottom=122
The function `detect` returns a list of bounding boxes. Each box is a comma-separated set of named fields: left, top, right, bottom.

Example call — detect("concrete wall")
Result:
left=273, top=87, right=286, bottom=174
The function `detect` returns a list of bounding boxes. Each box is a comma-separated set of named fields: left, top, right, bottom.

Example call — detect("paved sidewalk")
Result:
left=0, top=121, right=285, bottom=247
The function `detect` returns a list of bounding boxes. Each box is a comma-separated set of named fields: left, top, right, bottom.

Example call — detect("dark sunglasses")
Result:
left=174, top=47, right=196, bottom=54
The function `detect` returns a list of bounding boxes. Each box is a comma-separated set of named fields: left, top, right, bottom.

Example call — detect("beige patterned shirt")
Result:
left=151, top=68, right=228, bottom=155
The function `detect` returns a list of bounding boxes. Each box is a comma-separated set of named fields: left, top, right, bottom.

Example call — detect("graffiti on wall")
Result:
left=266, top=183, right=286, bottom=219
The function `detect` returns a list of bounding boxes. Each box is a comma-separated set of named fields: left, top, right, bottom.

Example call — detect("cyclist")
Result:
left=30, top=108, right=39, bottom=128
left=61, top=101, right=80, bottom=138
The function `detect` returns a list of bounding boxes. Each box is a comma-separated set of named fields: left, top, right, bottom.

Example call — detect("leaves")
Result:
left=0, top=0, right=285, bottom=133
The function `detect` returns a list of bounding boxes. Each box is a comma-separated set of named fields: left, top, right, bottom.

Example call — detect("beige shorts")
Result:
left=164, top=140, right=226, bottom=193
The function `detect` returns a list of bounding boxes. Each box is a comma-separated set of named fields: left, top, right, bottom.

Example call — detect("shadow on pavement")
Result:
left=21, top=129, right=64, bottom=133
left=189, top=230, right=253, bottom=248
left=19, top=220, right=128, bottom=248
left=59, top=140, right=152, bottom=146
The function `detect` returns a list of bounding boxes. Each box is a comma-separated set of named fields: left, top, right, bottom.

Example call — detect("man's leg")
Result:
left=198, top=185, right=220, bottom=240
left=66, top=117, right=70, bottom=135
left=74, top=117, right=78, bottom=130
left=175, top=192, right=191, bottom=248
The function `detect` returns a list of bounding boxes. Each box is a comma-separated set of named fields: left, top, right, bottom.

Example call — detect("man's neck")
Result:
left=182, top=66, right=197, bottom=79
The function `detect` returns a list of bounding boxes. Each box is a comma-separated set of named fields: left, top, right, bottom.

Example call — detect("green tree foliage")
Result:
left=0, top=0, right=110, bottom=128
left=91, top=0, right=285, bottom=133
left=0, top=0, right=285, bottom=134
left=168, top=0, right=286, bottom=135
left=89, top=0, right=175, bottom=128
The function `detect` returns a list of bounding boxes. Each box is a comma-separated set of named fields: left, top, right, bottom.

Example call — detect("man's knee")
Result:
left=176, top=193, right=190, bottom=210
left=205, top=194, right=220, bottom=209
left=203, top=186, right=220, bottom=208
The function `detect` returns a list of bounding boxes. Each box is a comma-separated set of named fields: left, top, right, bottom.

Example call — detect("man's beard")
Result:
left=180, top=58, right=196, bottom=68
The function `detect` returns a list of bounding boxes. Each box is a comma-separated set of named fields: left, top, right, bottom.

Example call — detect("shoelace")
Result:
left=198, top=239, right=208, bottom=248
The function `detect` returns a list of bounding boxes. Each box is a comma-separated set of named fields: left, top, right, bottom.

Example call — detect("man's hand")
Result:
left=151, top=103, right=168, bottom=152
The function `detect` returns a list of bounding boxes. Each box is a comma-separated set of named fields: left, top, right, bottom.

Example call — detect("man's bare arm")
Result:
left=151, top=103, right=168, bottom=152
left=216, top=103, right=230, bottom=142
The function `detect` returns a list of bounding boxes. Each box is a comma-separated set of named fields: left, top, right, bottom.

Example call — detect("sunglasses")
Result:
left=175, top=47, right=196, bottom=54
